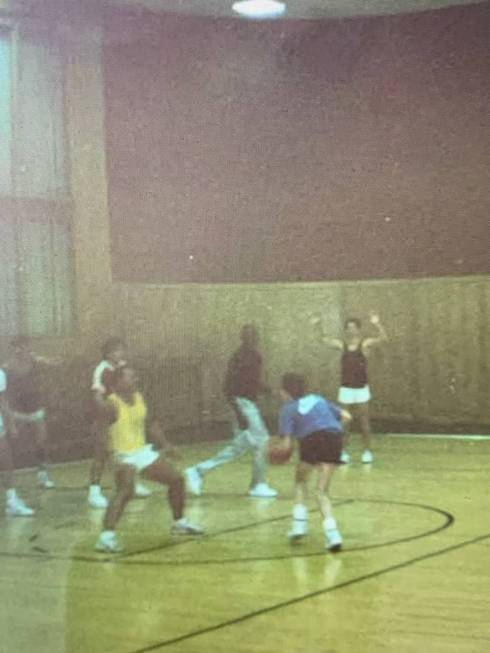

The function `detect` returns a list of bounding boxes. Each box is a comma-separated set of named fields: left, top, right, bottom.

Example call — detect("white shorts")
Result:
left=338, top=385, right=371, bottom=405
left=13, top=409, right=46, bottom=423
left=114, top=445, right=159, bottom=472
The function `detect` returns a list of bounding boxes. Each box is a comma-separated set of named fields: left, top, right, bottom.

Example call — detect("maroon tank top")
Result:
left=341, top=341, right=368, bottom=388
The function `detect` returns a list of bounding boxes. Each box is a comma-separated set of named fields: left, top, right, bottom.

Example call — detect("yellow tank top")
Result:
left=107, top=392, right=147, bottom=453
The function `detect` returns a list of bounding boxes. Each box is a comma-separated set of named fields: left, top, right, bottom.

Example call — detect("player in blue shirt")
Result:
left=278, top=373, right=351, bottom=551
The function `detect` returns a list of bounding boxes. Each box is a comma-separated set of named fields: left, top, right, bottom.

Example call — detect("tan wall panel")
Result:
left=64, top=13, right=114, bottom=350
left=114, top=276, right=490, bottom=428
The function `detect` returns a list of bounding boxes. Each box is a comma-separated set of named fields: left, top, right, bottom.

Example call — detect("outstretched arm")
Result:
left=310, top=314, right=343, bottom=350
left=362, top=312, right=388, bottom=350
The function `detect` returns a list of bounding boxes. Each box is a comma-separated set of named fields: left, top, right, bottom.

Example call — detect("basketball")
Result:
left=267, top=437, right=293, bottom=465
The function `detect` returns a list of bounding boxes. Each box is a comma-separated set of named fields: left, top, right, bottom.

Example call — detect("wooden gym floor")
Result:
left=1, top=435, right=490, bottom=653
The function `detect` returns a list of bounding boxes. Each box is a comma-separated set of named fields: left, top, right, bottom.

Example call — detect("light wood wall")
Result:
left=114, top=275, right=490, bottom=430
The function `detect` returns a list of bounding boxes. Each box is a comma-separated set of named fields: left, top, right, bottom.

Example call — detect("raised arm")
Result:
left=310, top=314, right=343, bottom=350
left=362, top=312, right=388, bottom=350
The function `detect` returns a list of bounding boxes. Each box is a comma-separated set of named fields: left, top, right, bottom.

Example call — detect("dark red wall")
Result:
left=104, top=4, right=490, bottom=283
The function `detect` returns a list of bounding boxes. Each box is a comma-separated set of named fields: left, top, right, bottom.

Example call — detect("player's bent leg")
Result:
left=249, top=439, right=277, bottom=498
left=185, top=430, right=250, bottom=495
left=316, top=463, right=342, bottom=551
left=0, top=437, right=35, bottom=517
left=242, top=400, right=277, bottom=497
left=89, top=421, right=109, bottom=508
left=339, top=402, right=352, bottom=464
left=357, top=402, right=373, bottom=462
left=288, top=462, right=312, bottom=541
left=96, top=464, right=135, bottom=553
left=33, top=417, right=55, bottom=489
left=143, top=459, right=203, bottom=535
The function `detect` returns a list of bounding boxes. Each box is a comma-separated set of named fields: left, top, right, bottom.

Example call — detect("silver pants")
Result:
left=196, top=398, right=270, bottom=487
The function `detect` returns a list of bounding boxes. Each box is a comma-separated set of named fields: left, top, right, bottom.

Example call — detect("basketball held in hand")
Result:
left=268, top=437, right=293, bottom=465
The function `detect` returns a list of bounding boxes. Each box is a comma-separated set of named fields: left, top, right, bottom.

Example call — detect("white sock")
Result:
left=174, top=517, right=187, bottom=526
left=90, top=484, right=101, bottom=493
left=293, top=504, right=308, bottom=521
left=101, top=530, right=115, bottom=539
left=324, top=517, right=338, bottom=531
left=6, top=488, right=18, bottom=502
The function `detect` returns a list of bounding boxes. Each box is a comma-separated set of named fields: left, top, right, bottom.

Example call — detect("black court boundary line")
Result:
left=129, top=531, right=490, bottom=653
left=0, top=500, right=353, bottom=564
left=108, top=499, right=454, bottom=567
left=0, top=498, right=451, bottom=565
left=115, top=499, right=355, bottom=560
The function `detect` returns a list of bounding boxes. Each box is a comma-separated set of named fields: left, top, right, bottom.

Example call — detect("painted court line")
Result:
left=387, top=433, right=490, bottom=441
left=129, top=531, right=490, bottom=653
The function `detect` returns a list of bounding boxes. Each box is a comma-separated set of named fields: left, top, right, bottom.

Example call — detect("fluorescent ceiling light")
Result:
left=232, top=1, right=286, bottom=20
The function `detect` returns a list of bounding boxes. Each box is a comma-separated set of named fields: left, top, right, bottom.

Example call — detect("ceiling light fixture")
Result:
left=232, top=0, right=287, bottom=20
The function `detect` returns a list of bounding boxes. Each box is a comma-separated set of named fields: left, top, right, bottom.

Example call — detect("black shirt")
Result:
left=341, top=342, right=368, bottom=388
left=223, top=346, right=262, bottom=402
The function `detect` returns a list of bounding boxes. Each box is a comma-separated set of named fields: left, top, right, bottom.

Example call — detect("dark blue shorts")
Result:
left=299, top=430, right=343, bottom=465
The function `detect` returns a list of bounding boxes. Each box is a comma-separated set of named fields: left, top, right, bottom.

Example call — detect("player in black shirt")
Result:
left=313, top=312, right=388, bottom=464
left=2, top=337, right=57, bottom=489
left=185, top=325, right=277, bottom=498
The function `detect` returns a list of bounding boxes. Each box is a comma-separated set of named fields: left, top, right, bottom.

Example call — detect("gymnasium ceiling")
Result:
left=107, top=0, right=485, bottom=20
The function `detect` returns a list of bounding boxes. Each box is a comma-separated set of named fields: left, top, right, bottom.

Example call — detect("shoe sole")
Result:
left=95, top=546, right=123, bottom=553
left=327, top=543, right=342, bottom=553
left=288, top=533, right=307, bottom=542
left=5, top=511, right=34, bottom=517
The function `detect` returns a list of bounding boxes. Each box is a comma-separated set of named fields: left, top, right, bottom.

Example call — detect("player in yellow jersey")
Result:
left=94, top=365, right=203, bottom=553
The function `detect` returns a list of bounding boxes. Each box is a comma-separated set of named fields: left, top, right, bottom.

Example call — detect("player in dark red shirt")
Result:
left=2, top=337, right=58, bottom=490
left=185, top=325, right=277, bottom=498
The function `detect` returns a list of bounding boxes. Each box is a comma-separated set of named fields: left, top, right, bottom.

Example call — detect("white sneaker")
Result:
left=361, top=450, right=374, bottom=464
left=249, top=483, right=278, bottom=498
left=135, top=483, right=152, bottom=498
left=95, top=532, right=122, bottom=553
left=340, top=451, right=350, bottom=464
left=325, top=528, right=343, bottom=552
left=172, top=518, right=204, bottom=536
left=88, top=486, right=109, bottom=509
left=287, top=520, right=308, bottom=541
left=37, top=470, right=55, bottom=489
left=185, top=467, right=203, bottom=496
left=6, top=498, right=35, bottom=517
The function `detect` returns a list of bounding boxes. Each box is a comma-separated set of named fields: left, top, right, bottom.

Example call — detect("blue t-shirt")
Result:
left=279, top=394, right=342, bottom=439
